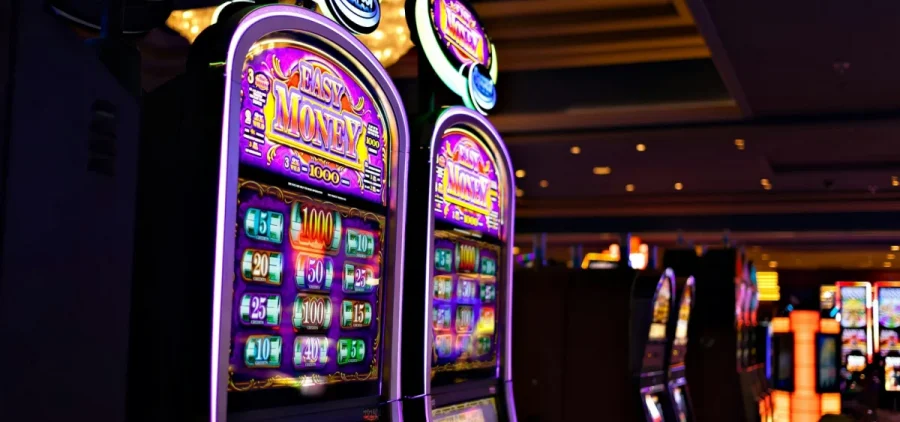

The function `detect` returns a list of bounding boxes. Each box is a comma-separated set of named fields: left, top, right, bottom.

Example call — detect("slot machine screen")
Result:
left=840, top=286, right=868, bottom=329
left=772, top=334, right=794, bottom=391
left=432, top=397, right=499, bottom=422
left=431, top=124, right=508, bottom=386
left=816, top=334, right=839, bottom=392
left=643, top=394, right=664, bottom=422
left=649, top=279, right=671, bottom=341
left=672, top=387, right=688, bottom=422
left=885, top=356, right=900, bottom=392
left=226, top=32, right=395, bottom=408
left=879, top=287, right=900, bottom=354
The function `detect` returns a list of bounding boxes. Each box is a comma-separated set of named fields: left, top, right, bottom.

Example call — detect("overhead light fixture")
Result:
left=893, top=176, right=899, bottom=187
left=764, top=184, right=773, bottom=190
left=761, top=178, right=770, bottom=186
left=886, top=262, right=893, bottom=268
left=892, top=245, right=899, bottom=252
left=769, top=261, right=778, bottom=268
left=735, top=138, right=746, bottom=150
left=625, top=184, right=635, bottom=192
left=570, top=146, right=581, bottom=155
left=515, top=169, right=526, bottom=178
left=515, top=188, right=524, bottom=197
left=674, top=182, right=683, bottom=191
left=888, top=254, right=896, bottom=260
left=636, top=144, right=647, bottom=152
left=539, top=180, right=549, bottom=188
left=592, top=166, right=611, bottom=175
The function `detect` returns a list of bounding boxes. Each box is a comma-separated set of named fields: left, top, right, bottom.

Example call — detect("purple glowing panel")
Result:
left=430, top=0, right=491, bottom=69
left=239, top=39, right=388, bottom=206
left=229, top=180, right=384, bottom=391
left=431, top=234, right=499, bottom=373
left=433, top=128, right=504, bottom=238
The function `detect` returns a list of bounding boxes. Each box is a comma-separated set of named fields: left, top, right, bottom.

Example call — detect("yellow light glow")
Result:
left=889, top=254, right=896, bottom=260
left=592, top=166, right=612, bottom=175
left=820, top=393, right=841, bottom=416
left=820, top=318, right=840, bottom=334
left=515, top=169, right=526, bottom=178
left=893, top=245, right=899, bottom=251
left=886, top=262, right=893, bottom=268
left=893, top=176, right=899, bottom=187
left=757, top=271, right=780, bottom=302
left=761, top=178, right=770, bottom=185
left=771, top=317, right=790, bottom=333
left=166, top=1, right=414, bottom=67
left=539, top=180, right=549, bottom=188
left=764, top=184, right=773, bottom=190
left=773, top=390, right=790, bottom=422
left=570, top=146, right=581, bottom=155
left=674, top=182, right=683, bottom=191
left=735, top=138, right=746, bottom=150
left=515, top=189, right=524, bottom=198
left=769, top=261, right=778, bottom=268
left=636, top=143, right=647, bottom=152
left=512, top=246, right=520, bottom=255
left=626, top=184, right=635, bottom=192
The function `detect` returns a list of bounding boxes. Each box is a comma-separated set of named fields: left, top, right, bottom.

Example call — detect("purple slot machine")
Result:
left=129, top=3, right=410, bottom=421
left=401, top=0, right=515, bottom=420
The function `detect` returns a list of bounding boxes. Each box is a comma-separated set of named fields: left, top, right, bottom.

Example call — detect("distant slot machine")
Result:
left=662, top=248, right=702, bottom=422
left=835, top=281, right=873, bottom=395
left=874, top=281, right=900, bottom=406
left=401, top=0, right=516, bottom=420
left=129, top=3, right=411, bottom=421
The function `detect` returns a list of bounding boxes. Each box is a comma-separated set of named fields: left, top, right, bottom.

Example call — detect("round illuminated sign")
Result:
left=409, top=0, right=499, bottom=114
left=317, top=0, right=381, bottom=34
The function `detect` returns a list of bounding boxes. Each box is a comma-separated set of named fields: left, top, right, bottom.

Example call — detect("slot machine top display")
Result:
left=210, top=4, right=409, bottom=417
left=835, top=281, right=873, bottom=364
left=874, top=282, right=900, bottom=358
left=642, top=270, right=675, bottom=376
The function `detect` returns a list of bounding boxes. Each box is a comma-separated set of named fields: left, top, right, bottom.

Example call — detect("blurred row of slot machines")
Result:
left=511, top=247, right=775, bottom=422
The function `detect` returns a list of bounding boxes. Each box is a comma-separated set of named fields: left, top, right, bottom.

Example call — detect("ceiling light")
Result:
left=636, top=144, right=646, bottom=152
left=768, top=261, right=778, bottom=268
left=735, top=139, right=746, bottom=150
left=888, top=254, right=896, bottom=260
left=515, top=188, right=524, bottom=197
left=886, top=262, right=893, bottom=268
left=512, top=246, right=520, bottom=255
left=539, top=180, right=549, bottom=188
left=570, top=146, right=581, bottom=155
left=625, top=184, right=635, bottom=192
left=674, top=182, right=683, bottom=191
left=515, top=169, right=526, bottom=178
left=592, top=166, right=612, bottom=175
left=764, top=184, right=772, bottom=190
left=893, top=176, right=899, bottom=187
left=893, top=245, right=899, bottom=251
left=761, top=178, right=770, bottom=186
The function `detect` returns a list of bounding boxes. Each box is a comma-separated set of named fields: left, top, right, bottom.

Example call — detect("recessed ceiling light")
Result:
left=761, top=178, right=770, bottom=186
left=763, top=184, right=772, bottom=191
left=515, top=169, right=526, bottom=178
left=735, top=139, right=746, bottom=150
left=515, top=188, right=524, bottom=197
left=636, top=143, right=646, bottom=152
left=539, top=180, right=549, bottom=188
left=592, top=166, right=612, bottom=175
left=570, top=146, right=581, bottom=155
left=893, top=176, right=899, bottom=187
left=625, top=184, right=635, bottom=192
left=892, top=245, right=899, bottom=251
left=512, top=246, right=521, bottom=255
left=768, top=261, right=778, bottom=268
left=886, top=262, right=894, bottom=268
left=674, top=182, right=683, bottom=191
left=888, top=254, right=896, bottom=260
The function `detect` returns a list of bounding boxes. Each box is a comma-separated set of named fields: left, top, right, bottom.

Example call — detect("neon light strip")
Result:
left=214, top=5, right=410, bottom=420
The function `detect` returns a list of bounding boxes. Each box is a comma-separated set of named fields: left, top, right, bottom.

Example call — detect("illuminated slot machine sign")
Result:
left=431, top=118, right=506, bottom=381
left=432, top=397, right=500, bottom=422
left=875, top=283, right=900, bottom=392
left=214, top=5, right=408, bottom=412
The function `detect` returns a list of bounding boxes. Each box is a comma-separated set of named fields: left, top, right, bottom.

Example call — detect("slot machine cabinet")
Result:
left=747, top=263, right=774, bottom=422
left=128, top=4, right=410, bottom=421
left=399, top=107, right=517, bottom=422
left=688, top=248, right=756, bottom=422
left=561, top=268, right=675, bottom=422
left=835, top=281, right=873, bottom=396
left=769, top=312, right=842, bottom=422
left=873, top=281, right=900, bottom=409
left=662, top=248, right=702, bottom=422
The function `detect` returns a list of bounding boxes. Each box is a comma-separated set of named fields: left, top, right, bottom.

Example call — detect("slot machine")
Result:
left=820, top=285, right=838, bottom=319
left=662, top=249, right=702, bottom=422
left=400, top=0, right=516, bottom=420
left=874, top=281, right=900, bottom=409
left=688, top=248, right=757, bottom=422
left=835, top=281, right=873, bottom=396
left=128, top=3, right=411, bottom=421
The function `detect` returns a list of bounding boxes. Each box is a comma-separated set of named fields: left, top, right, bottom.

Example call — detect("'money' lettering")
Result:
left=446, top=160, right=490, bottom=209
left=272, top=79, right=363, bottom=162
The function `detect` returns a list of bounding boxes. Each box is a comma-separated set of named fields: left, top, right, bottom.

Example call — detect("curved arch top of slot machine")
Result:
left=210, top=4, right=410, bottom=421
